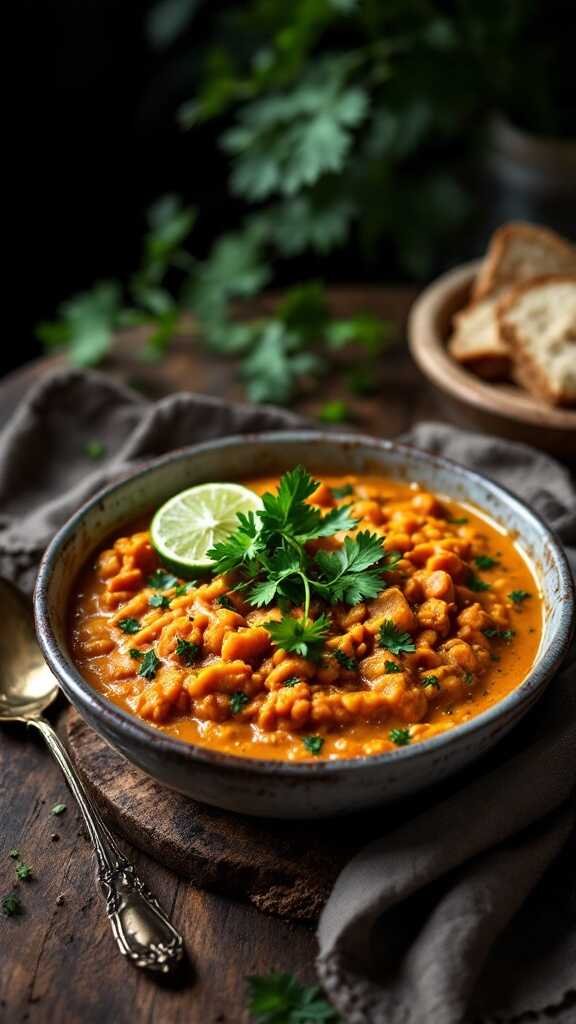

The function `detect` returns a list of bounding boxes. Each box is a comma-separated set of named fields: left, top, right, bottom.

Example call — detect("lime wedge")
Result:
left=150, top=482, right=262, bottom=575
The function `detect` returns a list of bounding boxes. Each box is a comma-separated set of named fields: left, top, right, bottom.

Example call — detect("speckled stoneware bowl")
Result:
left=34, top=433, right=574, bottom=819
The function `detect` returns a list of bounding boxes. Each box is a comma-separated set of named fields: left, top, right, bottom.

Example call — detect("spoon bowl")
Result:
left=0, top=578, right=58, bottom=719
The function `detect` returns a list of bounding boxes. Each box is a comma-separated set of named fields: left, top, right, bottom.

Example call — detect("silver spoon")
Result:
left=0, top=577, right=184, bottom=974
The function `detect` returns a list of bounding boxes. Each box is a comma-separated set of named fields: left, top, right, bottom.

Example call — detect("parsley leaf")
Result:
left=389, top=727, right=411, bottom=746
left=246, top=972, right=339, bottom=1024
left=208, top=510, right=263, bottom=574
left=51, top=803, right=66, bottom=816
left=509, top=590, right=531, bottom=605
left=266, top=614, right=330, bottom=660
left=148, top=570, right=179, bottom=590
left=313, top=532, right=397, bottom=605
left=282, top=676, right=300, bottom=688
left=484, top=628, right=516, bottom=643
left=16, top=863, right=32, bottom=881
left=421, top=675, right=440, bottom=689
left=448, top=516, right=469, bottom=525
left=384, top=660, right=402, bottom=673
left=303, top=736, right=324, bottom=756
left=129, top=648, right=144, bottom=660
left=175, top=581, right=195, bottom=597
left=149, top=593, right=170, bottom=609
left=2, top=893, right=23, bottom=917
left=330, top=483, right=354, bottom=499
left=474, top=555, right=498, bottom=570
left=217, top=594, right=235, bottom=610
left=117, top=618, right=140, bottom=635
left=332, top=650, right=357, bottom=671
left=379, top=620, right=416, bottom=655
left=468, top=573, right=491, bottom=592
left=464, top=672, right=474, bottom=685
left=139, top=649, right=161, bottom=680
left=175, top=637, right=200, bottom=665
left=230, top=692, right=250, bottom=714
left=9, top=849, right=20, bottom=859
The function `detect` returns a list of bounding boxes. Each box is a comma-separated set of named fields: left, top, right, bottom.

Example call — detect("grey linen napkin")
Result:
left=0, top=370, right=574, bottom=1024
left=318, top=425, right=576, bottom=1024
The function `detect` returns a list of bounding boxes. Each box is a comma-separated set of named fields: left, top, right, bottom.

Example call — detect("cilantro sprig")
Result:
left=378, top=620, right=416, bottom=656
left=246, top=972, right=339, bottom=1023
left=208, top=467, right=396, bottom=659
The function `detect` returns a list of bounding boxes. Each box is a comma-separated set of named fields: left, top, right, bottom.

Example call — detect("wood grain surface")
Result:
left=66, top=710, right=396, bottom=922
left=0, top=282, right=529, bottom=1024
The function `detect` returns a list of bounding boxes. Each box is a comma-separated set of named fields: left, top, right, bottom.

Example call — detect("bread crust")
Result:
left=473, top=222, right=576, bottom=301
left=497, top=274, right=576, bottom=407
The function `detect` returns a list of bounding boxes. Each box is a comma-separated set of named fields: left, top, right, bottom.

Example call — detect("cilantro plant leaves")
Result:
left=246, top=972, right=340, bottom=1023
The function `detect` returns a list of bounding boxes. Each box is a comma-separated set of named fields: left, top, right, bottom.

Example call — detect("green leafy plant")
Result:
left=208, top=466, right=401, bottom=659
left=246, top=971, right=339, bottom=1023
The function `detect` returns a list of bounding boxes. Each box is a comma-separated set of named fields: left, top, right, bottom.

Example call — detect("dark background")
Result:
left=13, top=2, right=221, bottom=376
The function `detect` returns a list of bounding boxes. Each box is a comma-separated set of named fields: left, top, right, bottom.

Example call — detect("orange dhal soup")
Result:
left=69, top=473, right=542, bottom=761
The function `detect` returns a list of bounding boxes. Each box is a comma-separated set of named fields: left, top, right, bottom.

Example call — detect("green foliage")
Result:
left=378, top=620, right=416, bottom=656
left=246, top=971, right=339, bottom=1023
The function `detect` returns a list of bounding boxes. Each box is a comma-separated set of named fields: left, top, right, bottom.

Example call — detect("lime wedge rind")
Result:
left=151, top=482, right=262, bottom=574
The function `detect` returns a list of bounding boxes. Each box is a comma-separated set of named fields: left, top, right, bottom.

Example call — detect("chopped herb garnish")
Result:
left=421, top=675, right=440, bottom=689
left=484, top=628, right=516, bottom=643
left=51, top=803, right=67, bottom=816
left=379, top=620, right=416, bottom=655
left=148, top=570, right=179, bottom=590
left=246, top=972, right=339, bottom=1024
left=149, top=593, right=170, bottom=609
left=509, top=590, right=532, bottom=605
left=84, top=439, right=106, bottom=460
left=333, top=649, right=358, bottom=671
left=474, top=555, right=498, bottom=570
left=207, top=467, right=402, bottom=660
left=175, top=637, right=200, bottom=666
left=138, top=649, right=161, bottom=680
left=448, top=516, right=469, bottom=525
left=16, top=863, right=32, bottom=881
left=217, top=594, right=235, bottom=610
left=9, top=850, right=20, bottom=859
left=129, top=648, right=144, bottom=660
left=229, top=691, right=249, bottom=714
left=118, top=618, right=140, bottom=635
left=389, top=727, right=411, bottom=746
left=2, top=893, right=23, bottom=917
left=282, top=676, right=300, bottom=688
left=330, top=483, right=354, bottom=499
left=464, top=672, right=474, bottom=685
left=468, top=573, right=491, bottom=592
left=266, top=614, right=330, bottom=661
left=491, top=653, right=501, bottom=662
left=302, top=735, right=324, bottom=756
left=175, top=581, right=195, bottom=596
left=384, top=660, right=403, bottom=673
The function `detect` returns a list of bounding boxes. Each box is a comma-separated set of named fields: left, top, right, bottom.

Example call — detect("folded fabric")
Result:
left=0, top=368, right=574, bottom=1024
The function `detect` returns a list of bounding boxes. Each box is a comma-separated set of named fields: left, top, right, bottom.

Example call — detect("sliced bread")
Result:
left=473, top=222, right=576, bottom=301
left=448, top=293, right=511, bottom=380
left=498, top=275, right=576, bottom=407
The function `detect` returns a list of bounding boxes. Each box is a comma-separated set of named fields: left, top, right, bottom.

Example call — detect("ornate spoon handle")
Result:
left=32, top=716, right=184, bottom=973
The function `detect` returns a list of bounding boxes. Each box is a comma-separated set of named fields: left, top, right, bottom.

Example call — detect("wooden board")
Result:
left=66, top=710, right=388, bottom=921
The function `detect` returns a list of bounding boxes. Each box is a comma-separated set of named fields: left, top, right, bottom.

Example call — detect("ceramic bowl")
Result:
left=408, top=261, right=576, bottom=457
left=34, top=432, right=574, bottom=819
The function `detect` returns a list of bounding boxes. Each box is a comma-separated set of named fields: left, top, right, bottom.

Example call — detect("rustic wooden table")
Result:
left=0, top=285, right=451, bottom=1024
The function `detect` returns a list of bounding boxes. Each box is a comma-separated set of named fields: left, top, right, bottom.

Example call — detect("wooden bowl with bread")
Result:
left=409, top=223, right=576, bottom=457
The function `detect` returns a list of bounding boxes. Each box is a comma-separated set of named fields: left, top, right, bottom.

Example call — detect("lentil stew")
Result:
left=69, top=473, right=542, bottom=761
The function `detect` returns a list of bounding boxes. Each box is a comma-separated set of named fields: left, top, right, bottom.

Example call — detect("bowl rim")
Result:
left=34, top=430, right=575, bottom=778
left=408, top=261, right=576, bottom=431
